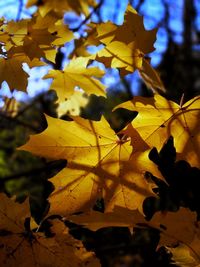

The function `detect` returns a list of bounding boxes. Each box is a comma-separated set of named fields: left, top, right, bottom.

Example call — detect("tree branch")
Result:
left=70, top=0, right=104, bottom=32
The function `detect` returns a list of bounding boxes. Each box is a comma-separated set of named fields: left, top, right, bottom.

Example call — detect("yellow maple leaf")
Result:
left=57, top=90, right=89, bottom=117
left=73, top=4, right=163, bottom=89
left=96, top=41, right=143, bottom=75
left=81, top=4, right=157, bottom=50
left=1, top=14, right=74, bottom=62
left=115, top=95, right=200, bottom=167
left=32, top=12, right=74, bottom=46
left=68, top=206, right=200, bottom=263
left=145, top=208, right=200, bottom=260
left=44, top=57, right=106, bottom=102
left=19, top=115, right=159, bottom=216
left=0, top=193, right=100, bottom=267
left=3, top=19, right=28, bottom=47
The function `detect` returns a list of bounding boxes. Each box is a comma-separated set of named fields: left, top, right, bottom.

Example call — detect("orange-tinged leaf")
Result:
left=76, top=4, right=157, bottom=77
left=116, top=95, right=200, bottom=167
left=146, top=208, right=200, bottom=261
left=0, top=193, right=100, bottom=267
left=0, top=53, right=46, bottom=91
left=1, top=14, right=74, bottom=62
left=0, top=193, right=30, bottom=233
left=44, top=57, right=106, bottom=102
left=4, top=20, right=28, bottom=46
left=0, top=56, right=29, bottom=91
left=84, top=4, right=157, bottom=51
left=68, top=205, right=200, bottom=260
left=148, top=208, right=199, bottom=246
left=118, top=4, right=157, bottom=53
left=19, top=115, right=156, bottom=215
left=68, top=206, right=146, bottom=231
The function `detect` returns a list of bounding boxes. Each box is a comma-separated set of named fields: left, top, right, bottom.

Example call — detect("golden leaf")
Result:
left=19, top=115, right=157, bottom=215
left=115, top=95, right=200, bottom=167
left=0, top=193, right=100, bottom=267
left=57, top=90, right=89, bottom=117
left=44, top=57, right=106, bottom=102
left=96, top=41, right=143, bottom=75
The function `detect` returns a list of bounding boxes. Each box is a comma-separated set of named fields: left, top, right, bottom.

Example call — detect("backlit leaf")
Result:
left=44, top=57, right=106, bottom=102
left=115, top=95, right=200, bottom=167
left=19, top=114, right=156, bottom=216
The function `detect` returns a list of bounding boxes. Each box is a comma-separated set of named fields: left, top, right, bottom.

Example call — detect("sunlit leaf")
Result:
left=44, top=57, right=106, bottom=102
left=19, top=114, right=157, bottom=215
left=115, top=95, right=200, bottom=167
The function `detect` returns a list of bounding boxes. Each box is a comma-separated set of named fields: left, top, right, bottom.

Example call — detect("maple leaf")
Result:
left=82, top=5, right=157, bottom=50
left=1, top=14, right=74, bottom=62
left=144, top=208, right=200, bottom=266
left=68, top=206, right=200, bottom=263
left=74, top=4, right=161, bottom=80
left=0, top=193, right=100, bottom=267
left=67, top=206, right=146, bottom=231
left=3, top=19, right=28, bottom=47
left=57, top=90, right=89, bottom=117
left=167, top=243, right=200, bottom=267
left=0, top=53, right=46, bottom=91
left=68, top=204, right=200, bottom=262
left=142, top=136, right=200, bottom=219
left=31, top=12, right=74, bottom=48
left=18, top=114, right=159, bottom=216
left=148, top=208, right=199, bottom=247
left=44, top=57, right=106, bottom=102
left=96, top=41, right=143, bottom=75
left=115, top=95, right=200, bottom=167
left=26, top=0, right=97, bottom=17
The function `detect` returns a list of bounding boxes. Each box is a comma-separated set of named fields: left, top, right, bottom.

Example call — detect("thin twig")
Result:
left=0, top=112, right=39, bottom=132
left=16, top=0, right=23, bottom=21
left=70, top=0, right=104, bottom=32
left=1, top=160, right=67, bottom=181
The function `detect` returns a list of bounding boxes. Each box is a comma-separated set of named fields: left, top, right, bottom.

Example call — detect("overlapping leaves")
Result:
left=115, top=94, right=200, bottom=166
left=0, top=193, right=100, bottom=267
left=19, top=114, right=159, bottom=215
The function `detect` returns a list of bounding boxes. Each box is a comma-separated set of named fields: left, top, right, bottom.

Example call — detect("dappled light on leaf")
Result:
left=116, top=95, right=200, bottom=166
left=19, top=115, right=155, bottom=215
